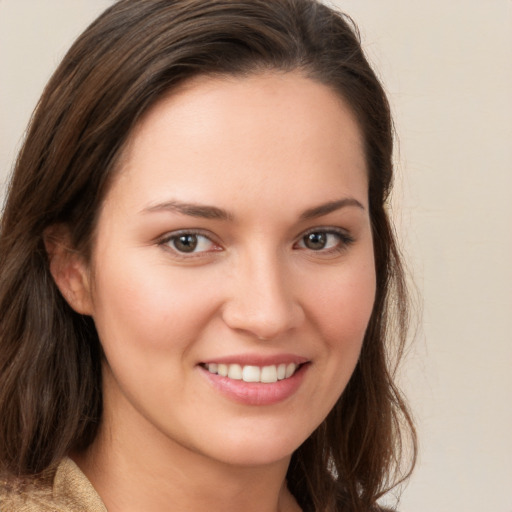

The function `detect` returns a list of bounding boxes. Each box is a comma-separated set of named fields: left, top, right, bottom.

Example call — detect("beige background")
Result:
left=1, top=1, right=511, bottom=511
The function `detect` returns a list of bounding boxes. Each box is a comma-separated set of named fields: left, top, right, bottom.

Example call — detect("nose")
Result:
left=221, top=251, right=305, bottom=340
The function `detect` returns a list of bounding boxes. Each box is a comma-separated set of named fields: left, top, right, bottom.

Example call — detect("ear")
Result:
left=44, top=224, right=94, bottom=316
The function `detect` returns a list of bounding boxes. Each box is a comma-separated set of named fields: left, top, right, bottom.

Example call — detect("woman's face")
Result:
left=81, top=72, right=376, bottom=467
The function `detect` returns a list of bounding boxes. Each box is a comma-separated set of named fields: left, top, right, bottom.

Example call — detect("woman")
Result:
left=0, top=1, right=416, bottom=511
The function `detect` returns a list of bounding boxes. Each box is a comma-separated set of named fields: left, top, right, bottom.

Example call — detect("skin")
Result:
left=51, top=72, right=376, bottom=512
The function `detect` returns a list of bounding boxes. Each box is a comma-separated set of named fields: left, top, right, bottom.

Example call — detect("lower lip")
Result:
left=200, top=364, right=308, bottom=406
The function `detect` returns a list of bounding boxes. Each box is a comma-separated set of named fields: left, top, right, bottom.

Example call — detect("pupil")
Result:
left=305, top=232, right=326, bottom=250
left=175, top=234, right=198, bottom=252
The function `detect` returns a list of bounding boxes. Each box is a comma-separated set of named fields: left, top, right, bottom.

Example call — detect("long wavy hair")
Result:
left=0, top=1, right=416, bottom=510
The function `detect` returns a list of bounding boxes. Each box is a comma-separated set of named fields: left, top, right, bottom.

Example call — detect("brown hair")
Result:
left=0, top=0, right=416, bottom=510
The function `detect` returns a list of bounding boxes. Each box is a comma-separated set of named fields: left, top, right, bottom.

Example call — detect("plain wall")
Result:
left=1, top=1, right=511, bottom=511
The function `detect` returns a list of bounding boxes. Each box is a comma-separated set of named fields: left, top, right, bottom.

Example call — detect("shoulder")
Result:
left=0, top=458, right=106, bottom=512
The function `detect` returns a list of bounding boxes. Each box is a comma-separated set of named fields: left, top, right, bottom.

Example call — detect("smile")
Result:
left=202, top=362, right=299, bottom=383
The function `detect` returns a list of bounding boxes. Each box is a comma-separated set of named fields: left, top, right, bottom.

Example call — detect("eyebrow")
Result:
left=142, top=200, right=233, bottom=220
left=142, top=197, right=364, bottom=221
left=299, top=198, right=365, bottom=220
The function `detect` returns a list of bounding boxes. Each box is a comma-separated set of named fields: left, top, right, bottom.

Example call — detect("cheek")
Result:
left=89, top=255, right=223, bottom=355
left=308, top=259, right=376, bottom=346
left=297, top=257, right=376, bottom=423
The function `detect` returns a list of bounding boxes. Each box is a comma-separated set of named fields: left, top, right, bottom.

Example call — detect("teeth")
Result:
left=227, top=364, right=242, bottom=380
left=205, top=362, right=299, bottom=383
left=261, top=365, right=278, bottom=383
left=285, top=363, right=296, bottom=379
left=242, top=365, right=260, bottom=382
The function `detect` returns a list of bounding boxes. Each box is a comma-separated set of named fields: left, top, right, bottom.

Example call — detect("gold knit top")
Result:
left=0, top=458, right=106, bottom=512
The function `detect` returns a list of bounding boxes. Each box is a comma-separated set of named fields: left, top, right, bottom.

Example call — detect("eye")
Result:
left=161, top=231, right=219, bottom=255
left=296, top=229, right=353, bottom=252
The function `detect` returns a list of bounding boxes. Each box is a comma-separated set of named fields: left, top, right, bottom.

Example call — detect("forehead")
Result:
left=110, top=71, right=367, bottom=214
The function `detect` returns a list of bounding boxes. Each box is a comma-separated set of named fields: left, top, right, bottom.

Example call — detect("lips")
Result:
left=199, top=356, right=309, bottom=406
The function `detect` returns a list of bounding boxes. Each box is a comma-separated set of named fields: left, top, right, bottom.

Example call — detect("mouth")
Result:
left=198, top=358, right=309, bottom=405
left=200, top=362, right=302, bottom=384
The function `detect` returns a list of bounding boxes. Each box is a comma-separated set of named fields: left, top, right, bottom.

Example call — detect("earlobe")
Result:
left=43, top=225, right=94, bottom=316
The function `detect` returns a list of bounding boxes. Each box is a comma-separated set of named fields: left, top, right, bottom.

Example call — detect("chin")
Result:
left=196, top=424, right=313, bottom=468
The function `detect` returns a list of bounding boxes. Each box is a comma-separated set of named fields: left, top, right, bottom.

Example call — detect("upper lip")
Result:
left=200, top=354, right=309, bottom=366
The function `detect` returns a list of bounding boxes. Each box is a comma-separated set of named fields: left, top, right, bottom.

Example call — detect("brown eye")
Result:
left=297, top=229, right=353, bottom=253
left=303, top=232, right=327, bottom=250
left=163, top=232, right=218, bottom=255
left=173, top=234, right=198, bottom=252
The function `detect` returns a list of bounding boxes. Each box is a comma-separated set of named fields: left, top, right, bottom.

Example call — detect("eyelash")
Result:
left=295, top=227, right=355, bottom=255
left=158, top=229, right=220, bottom=258
left=158, top=227, right=354, bottom=258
